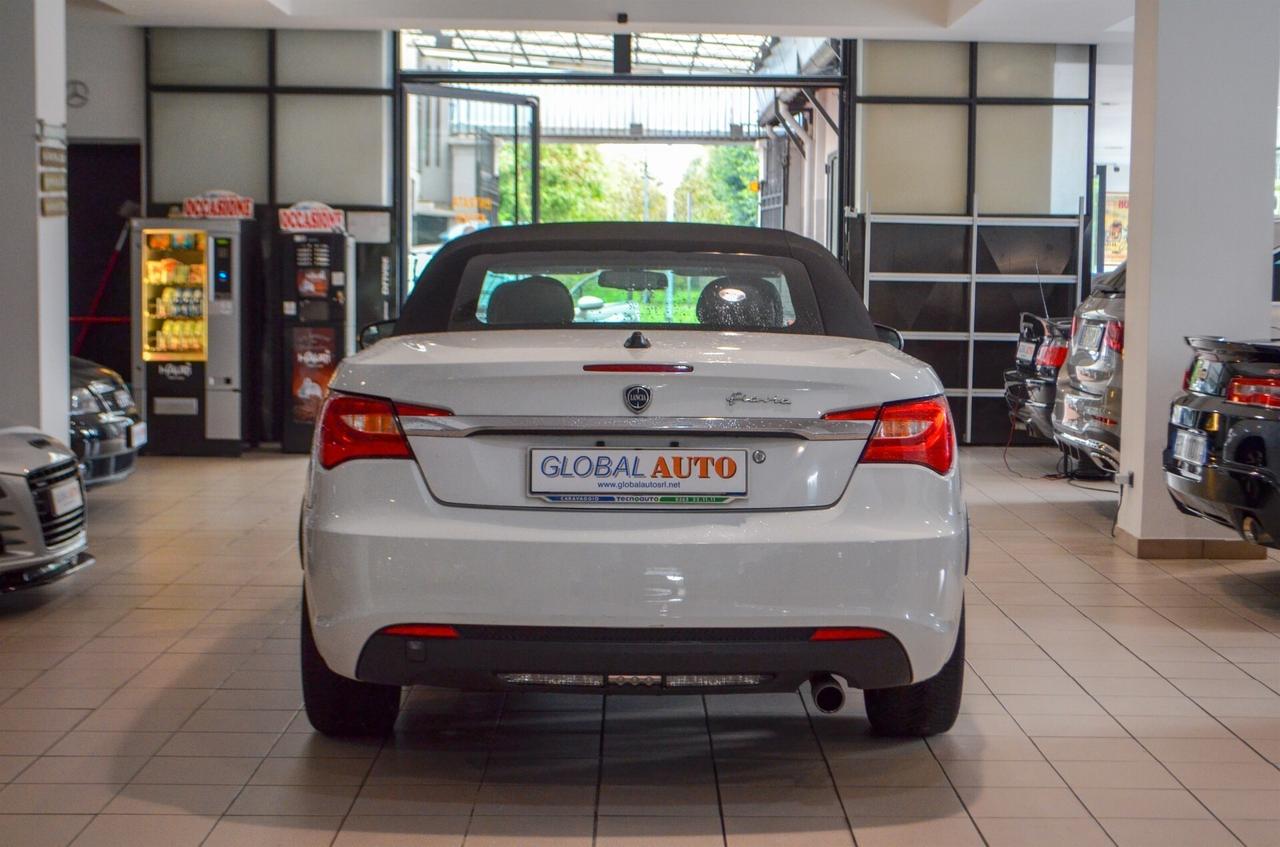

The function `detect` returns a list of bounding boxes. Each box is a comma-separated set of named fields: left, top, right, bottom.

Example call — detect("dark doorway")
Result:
left=68, top=142, right=141, bottom=382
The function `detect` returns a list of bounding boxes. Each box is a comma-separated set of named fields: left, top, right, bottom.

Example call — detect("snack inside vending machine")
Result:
left=131, top=199, right=259, bottom=455
left=277, top=202, right=357, bottom=453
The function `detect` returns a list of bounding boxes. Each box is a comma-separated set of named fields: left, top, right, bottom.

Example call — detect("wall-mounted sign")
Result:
left=40, top=196, right=68, bottom=217
left=39, top=172, right=66, bottom=193
left=38, top=146, right=66, bottom=168
left=278, top=201, right=346, bottom=233
left=182, top=190, right=255, bottom=219
left=1104, top=192, right=1129, bottom=270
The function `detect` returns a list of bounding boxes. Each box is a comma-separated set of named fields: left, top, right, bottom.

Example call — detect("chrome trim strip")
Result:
left=397, top=415, right=875, bottom=441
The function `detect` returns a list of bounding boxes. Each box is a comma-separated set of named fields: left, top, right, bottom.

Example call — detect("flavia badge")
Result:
left=158, top=362, right=194, bottom=381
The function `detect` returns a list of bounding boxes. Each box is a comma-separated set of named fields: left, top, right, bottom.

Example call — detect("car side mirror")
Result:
left=874, top=323, right=905, bottom=351
left=358, top=319, right=397, bottom=350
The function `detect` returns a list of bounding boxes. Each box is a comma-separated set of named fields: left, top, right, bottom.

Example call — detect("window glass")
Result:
left=861, top=41, right=969, bottom=97
left=452, top=251, right=820, bottom=332
left=975, top=105, right=1088, bottom=215
left=276, top=30, right=391, bottom=88
left=275, top=95, right=391, bottom=205
left=150, top=29, right=268, bottom=86
left=977, top=43, right=1089, bottom=98
left=151, top=93, right=268, bottom=202
left=860, top=104, right=968, bottom=214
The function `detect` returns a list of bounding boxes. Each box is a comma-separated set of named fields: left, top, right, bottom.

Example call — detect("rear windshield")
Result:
left=449, top=251, right=823, bottom=334
left=1094, top=263, right=1126, bottom=293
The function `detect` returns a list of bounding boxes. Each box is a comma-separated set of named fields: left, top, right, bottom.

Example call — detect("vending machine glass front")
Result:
left=140, top=228, right=208, bottom=362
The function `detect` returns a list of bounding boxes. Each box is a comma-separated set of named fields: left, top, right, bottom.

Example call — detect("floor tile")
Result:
left=333, top=815, right=469, bottom=846
left=68, top=814, right=217, bottom=847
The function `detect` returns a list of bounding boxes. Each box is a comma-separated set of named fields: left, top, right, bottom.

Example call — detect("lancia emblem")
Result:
left=624, top=385, right=652, bottom=414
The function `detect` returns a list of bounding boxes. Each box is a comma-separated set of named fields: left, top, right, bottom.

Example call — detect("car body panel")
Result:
left=1005, top=312, right=1071, bottom=441
left=70, top=357, right=142, bottom=486
left=304, top=222, right=965, bottom=696
left=1164, top=336, right=1280, bottom=546
left=1053, top=265, right=1125, bottom=471
left=0, top=426, right=91, bottom=588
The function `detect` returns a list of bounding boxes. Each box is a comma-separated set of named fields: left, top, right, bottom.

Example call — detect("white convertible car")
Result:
left=302, top=223, right=967, bottom=737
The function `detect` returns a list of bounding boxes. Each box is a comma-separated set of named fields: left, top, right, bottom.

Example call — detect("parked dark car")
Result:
left=1053, top=264, right=1125, bottom=473
left=1004, top=312, right=1072, bottom=441
left=70, top=357, right=144, bottom=486
left=1165, top=336, right=1280, bottom=547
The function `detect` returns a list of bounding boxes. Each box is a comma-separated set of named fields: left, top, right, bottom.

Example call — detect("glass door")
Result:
left=404, top=84, right=539, bottom=294
left=139, top=227, right=208, bottom=362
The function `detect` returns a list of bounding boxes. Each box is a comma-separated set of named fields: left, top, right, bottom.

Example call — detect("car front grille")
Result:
left=27, top=460, right=85, bottom=549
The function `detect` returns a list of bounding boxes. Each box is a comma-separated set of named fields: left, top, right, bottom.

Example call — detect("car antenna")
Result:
left=1035, top=259, right=1051, bottom=319
left=623, top=330, right=651, bottom=349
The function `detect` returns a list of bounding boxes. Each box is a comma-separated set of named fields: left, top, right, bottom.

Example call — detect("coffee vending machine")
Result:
left=131, top=204, right=258, bottom=456
left=277, top=203, right=357, bottom=453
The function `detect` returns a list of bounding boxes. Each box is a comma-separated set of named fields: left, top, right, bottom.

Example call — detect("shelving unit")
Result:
left=861, top=196, right=1086, bottom=444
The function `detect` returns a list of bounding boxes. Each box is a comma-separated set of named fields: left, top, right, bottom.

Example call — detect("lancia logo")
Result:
left=624, top=385, right=652, bottom=414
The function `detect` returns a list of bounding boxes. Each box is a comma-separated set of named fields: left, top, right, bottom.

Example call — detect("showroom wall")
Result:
left=66, top=6, right=145, bottom=143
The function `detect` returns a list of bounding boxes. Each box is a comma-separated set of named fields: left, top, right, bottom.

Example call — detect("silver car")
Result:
left=0, top=426, right=92, bottom=592
left=1052, top=264, right=1125, bottom=474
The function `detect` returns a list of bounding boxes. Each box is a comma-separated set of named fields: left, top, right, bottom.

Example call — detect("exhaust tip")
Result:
left=810, top=673, right=845, bottom=714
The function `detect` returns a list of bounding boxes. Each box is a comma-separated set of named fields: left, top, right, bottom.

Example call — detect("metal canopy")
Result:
left=403, top=30, right=778, bottom=75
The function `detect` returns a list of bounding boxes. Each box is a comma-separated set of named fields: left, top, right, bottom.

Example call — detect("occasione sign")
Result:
left=182, top=190, right=255, bottom=219
left=278, top=201, right=346, bottom=233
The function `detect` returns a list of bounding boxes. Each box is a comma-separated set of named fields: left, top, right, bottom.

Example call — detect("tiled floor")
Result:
left=1, top=447, right=1278, bottom=846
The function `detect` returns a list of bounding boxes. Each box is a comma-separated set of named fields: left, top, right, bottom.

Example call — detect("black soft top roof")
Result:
left=394, top=222, right=876, bottom=340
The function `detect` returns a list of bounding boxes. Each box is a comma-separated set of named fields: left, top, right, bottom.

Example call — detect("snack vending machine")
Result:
left=279, top=230, right=357, bottom=453
left=131, top=219, right=257, bottom=455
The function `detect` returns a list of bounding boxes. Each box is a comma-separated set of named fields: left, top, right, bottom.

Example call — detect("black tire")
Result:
left=864, top=611, right=964, bottom=737
left=301, top=594, right=401, bottom=737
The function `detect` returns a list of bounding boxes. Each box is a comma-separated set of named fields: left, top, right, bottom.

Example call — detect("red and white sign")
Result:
left=278, top=201, right=346, bottom=233
left=182, top=190, right=255, bottom=219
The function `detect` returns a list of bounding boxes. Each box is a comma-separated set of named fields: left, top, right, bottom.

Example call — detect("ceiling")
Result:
left=86, top=0, right=1136, bottom=43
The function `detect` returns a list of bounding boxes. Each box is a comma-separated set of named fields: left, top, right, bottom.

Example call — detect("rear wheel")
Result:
left=301, top=594, right=401, bottom=736
left=864, top=612, right=964, bottom=737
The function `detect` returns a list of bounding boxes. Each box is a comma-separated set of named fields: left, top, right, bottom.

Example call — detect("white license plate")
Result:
left=1016, top=340, right=1036, bottom=363
left=1080, top=323, right=1104, bottom=353
left=1173, top=429, right=1209, bottom=473
left=129, top=421, right=148, bottom=448
left=530, top=448, right=748, bottom=504
left=49, top=480, right=83, bottom=517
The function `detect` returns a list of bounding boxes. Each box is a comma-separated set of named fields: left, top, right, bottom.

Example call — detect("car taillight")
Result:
left=1071, top=316, right=1079, bottom=340
left=1105, top=321, right=1124, bottom=353
left=1227, top=377, right=1280, bottom=409
left=810, top=627, right=888, bottom=641
left=317, top=393, right=450, bottom=469
left=1036, top=339, right=1068, bottom=369
left=824, top=395, right=955, bottom=475
left=379, top=624, right=459, bottom=638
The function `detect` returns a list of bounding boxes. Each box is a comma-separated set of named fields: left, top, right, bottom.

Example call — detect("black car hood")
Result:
left=71, top=356, right=123, bottom=390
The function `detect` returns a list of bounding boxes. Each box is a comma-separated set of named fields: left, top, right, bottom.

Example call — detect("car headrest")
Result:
left=486, top=276, right=574, bottom=326
left=695, top=276, right=784, bottom=328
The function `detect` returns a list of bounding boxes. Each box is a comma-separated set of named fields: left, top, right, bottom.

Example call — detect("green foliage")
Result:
left=498, top=142, right=759, bottom=225
left=675, top=145, right=760, bottom=226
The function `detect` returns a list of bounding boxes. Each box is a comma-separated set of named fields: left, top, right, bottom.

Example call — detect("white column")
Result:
left=1116, top=0, right=1280, bottom=556
left=0, top=0, right=68, bottom=442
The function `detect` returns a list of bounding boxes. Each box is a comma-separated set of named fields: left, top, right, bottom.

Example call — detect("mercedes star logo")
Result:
left=66, top=80, right=89, bottom=109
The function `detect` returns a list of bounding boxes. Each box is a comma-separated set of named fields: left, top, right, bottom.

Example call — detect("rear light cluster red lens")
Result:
left=809, top=627, right=887, bottom=641
left=1227, top=377, right=1280, bottom=409
left=822, top=395, right=955, bottom=475
left=582, top=364, right=693, bottom=373
left=1035, top=339, right=1069, bottom=369
left=1105, top=321, right=1124, bottom=353
left=317, top=393, right=451, bottom=469
left=380, top=624, right=459, bottom=638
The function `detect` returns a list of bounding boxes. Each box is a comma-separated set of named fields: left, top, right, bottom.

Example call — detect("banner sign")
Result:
left=182, top=190, right=255, bottom=219
left=278, top=201, right=346, bottom=233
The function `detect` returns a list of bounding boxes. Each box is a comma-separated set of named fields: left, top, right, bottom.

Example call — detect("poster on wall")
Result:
left=1104, top=193, right=1129, bottom=270
left=290, top=327, right=337, bottom=424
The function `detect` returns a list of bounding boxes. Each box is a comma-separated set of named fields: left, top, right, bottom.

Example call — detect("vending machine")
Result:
left=277, top=203, right=357, bottom=453
left=130, top=216, right=258, bottom=455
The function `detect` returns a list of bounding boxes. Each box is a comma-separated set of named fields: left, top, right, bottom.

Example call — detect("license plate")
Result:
left=1173, top=429, right=1209, bottom=474
left=49, top=480, right=83, bottom=517
left=113, top=389, right=132, bottom=409
left=129, top=421, right=148, bottom=448
left=530, top=448, right=748, bottom=504
left=1080, top=323, right=1104, bottom=353
left=1016, top=340, right=1036, bottom=363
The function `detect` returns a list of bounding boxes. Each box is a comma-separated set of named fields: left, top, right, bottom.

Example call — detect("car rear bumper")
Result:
left=304, top=460, right=966, bottom=688
left=1003, top=369, right=1056, bottom=440
left=354, top=625, right=913, bottom=693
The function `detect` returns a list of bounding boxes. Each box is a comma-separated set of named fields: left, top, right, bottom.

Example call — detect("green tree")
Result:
left=498, top=142, right=613, bottom=224
left=603, top=162, right=669, bottom=222
left=674, top=144, right=760, bottom=226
